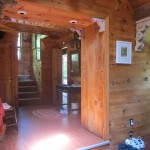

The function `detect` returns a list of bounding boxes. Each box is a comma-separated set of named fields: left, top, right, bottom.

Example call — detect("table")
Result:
left=56, top=85, right=81, bottom=111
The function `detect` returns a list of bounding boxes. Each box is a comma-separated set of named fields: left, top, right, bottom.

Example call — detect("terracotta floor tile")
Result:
left=0, top=105, right=104, bottom=150
left=1, top=105, right=150, bottom=150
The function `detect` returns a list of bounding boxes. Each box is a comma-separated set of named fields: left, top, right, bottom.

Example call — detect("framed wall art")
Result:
left=116, top=40, right=132, bottom=64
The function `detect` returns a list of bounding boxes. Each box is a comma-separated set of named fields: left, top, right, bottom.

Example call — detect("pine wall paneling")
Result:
left=52, top=48, right=62, bottom=105
left=109, top=2, right=150, bottom=144
left=41, top=38, right=55, bottom=104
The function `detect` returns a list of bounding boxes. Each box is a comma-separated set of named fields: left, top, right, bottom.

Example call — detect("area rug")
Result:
left=32, top=109, right=66, bottom=120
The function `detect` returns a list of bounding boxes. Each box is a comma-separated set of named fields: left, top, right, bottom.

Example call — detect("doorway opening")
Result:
left=17, top=33, right=47, bottom=106
left=11, top=4, right=109, bottom=146
left=17, top=23, right=108, bottom=138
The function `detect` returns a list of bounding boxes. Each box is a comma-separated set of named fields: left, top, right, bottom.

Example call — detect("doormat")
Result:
left=32, top=109, right=66, bottom=120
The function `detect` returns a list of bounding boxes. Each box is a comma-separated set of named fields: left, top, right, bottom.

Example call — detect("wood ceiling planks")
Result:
left=0, top=24, right=18, bottom=34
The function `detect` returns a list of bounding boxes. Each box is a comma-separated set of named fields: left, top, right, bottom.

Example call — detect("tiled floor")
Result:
left=1, top=105, right=150, bottom=150
left=0, top=105, right=104, bottom=150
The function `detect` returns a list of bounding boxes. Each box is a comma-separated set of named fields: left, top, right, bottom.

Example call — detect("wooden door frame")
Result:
left=11, top=42, right=18, bottom=107
left=0, top=41, right=18, bottom=106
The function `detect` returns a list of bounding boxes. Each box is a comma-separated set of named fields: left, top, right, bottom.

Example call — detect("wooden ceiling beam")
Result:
left=19, top=0, right=111, bottom=18
left=0, top=24, right=18, bottom=33
left=0, top=28, right=18, bottom=33
left=0, top=19, right=72, bottom=36
left=2, top=0, right=94, bottom=29
left=0, top=23, right=16, bottom=31
left=1, top=0, right=121, bottom=36
left=3, top=10, right=74, bottom=29
left=2, top=21, right=71, bottom=36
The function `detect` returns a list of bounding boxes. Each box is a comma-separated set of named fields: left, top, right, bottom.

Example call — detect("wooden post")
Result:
left=81, top=19, right=109, bottom=139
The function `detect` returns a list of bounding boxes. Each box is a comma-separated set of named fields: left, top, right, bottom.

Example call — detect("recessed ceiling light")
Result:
left=69, top=20, right=77, bottom=24
left=17, top=10, right=27, bottom=15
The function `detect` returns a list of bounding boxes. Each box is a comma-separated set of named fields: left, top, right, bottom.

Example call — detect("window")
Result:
left=36, top=34, right=41, bottom=49
left=17, top=32, right=22, bottom=60
left=34, top=34, right=47, bottom=61
left=62, top=51, right=68, bottom=85
left=35, top=34, right=41, bottom=61
left=62, top=49, right=68, bottom=109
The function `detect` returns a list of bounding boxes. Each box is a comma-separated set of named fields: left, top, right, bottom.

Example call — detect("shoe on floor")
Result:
left=125, top=138, right=141, bottom=149
left=125, top=137, right=145, bottom=149
left=137, top=137, right=145, bottom=149
left=118, top=143, right=137, bottom=150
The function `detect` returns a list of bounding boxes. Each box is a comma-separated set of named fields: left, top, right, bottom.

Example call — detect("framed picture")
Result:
left=36, top=48, right=40, bottom=61
left=116, top=40, right=132, bottom=64
left=76, top=40, right=81, bottom=49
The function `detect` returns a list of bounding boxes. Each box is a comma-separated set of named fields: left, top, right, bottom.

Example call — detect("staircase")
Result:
left=18, top=75, right=41, bottom=106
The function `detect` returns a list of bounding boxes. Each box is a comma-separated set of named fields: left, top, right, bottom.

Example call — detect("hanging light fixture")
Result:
left=69, top=19, right=83, bottom=39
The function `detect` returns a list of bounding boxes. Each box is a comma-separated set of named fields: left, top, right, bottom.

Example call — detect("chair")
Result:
left=3, top=103, right=18, bottom=130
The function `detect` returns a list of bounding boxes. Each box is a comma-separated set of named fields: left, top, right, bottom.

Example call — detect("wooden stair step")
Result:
left=19, top=97, right=40, bottom=100
left=18, top=76, right=40, bottom=106
left=18, top=91, right=39, bottom=99
left=18, top=80, right=37, bottom=86
left=18, top=86, right=37, bottom=92
left=19, top=97, right=41, bottom=106
left=18, top=75, right=31, bottom=81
